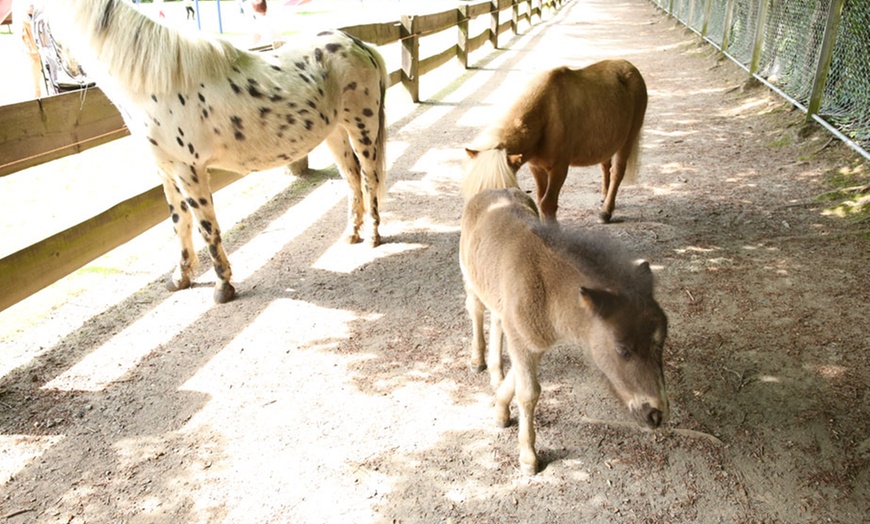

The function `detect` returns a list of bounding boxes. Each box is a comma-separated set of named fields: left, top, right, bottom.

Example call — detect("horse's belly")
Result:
left=211, top=128, right=331, bottom=173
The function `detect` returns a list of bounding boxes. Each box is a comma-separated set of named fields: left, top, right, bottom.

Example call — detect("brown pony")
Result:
left=462, top=60, right=647, bottom=224
left=460, top=188, right=668, bottom=475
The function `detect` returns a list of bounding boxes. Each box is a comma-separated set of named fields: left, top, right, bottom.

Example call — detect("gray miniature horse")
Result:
left=459, top=188, right=668, bottom=475
left=462, top=60, right=647, bottom=224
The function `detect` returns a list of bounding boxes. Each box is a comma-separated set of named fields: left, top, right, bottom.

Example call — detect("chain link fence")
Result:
left=648, top=0, right=870, bottom=160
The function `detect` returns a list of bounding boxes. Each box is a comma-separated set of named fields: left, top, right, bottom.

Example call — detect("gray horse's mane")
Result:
left=533, top=224, right=653, bottom=297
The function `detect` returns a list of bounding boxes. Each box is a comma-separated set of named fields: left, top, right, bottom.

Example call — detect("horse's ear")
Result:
left=636, top=260, right=651, bottom=275
left=635, top=260, right=654, bottom=293
left=580, top=287, right=620, bottom=318
left=465, top=148, right=480, bottom=159
left=507, top=153, right=524, bottom=169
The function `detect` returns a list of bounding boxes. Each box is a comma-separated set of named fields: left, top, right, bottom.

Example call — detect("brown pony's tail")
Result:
left=623, top=130, right=642, bottom=185
left=461, top=148, right=521, bottom=201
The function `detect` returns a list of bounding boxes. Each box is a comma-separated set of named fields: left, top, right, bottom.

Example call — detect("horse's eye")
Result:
left=617, top=345, right=631, bottom=359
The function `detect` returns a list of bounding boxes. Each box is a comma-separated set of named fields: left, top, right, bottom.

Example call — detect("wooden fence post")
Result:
left=749, top=0, right=770, bottom=75
left=458, top=4, right=469, bottom=69
left=512, top=0, right=519, bottom=35
left=806, top=0, right=846, bottom=121
left=401, top=14, right=420, bottom=102
left=490, top=0, right=499, bottom=49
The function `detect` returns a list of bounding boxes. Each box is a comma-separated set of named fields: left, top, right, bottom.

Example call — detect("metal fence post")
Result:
left=806, top=0, right=846, bottom=121
left=401, top=15, right=420, bottom=103
left=749, top=0, right=770, bottom=75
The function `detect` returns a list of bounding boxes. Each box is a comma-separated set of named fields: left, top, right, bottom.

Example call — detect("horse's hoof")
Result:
left=214, top=282, right=236, bottom=304
left=345, top=233, right=362, bottom=244
left=598, top=211, right=612, bottom=224
left=494, top=409, right=511, bottom=429
left=367, top=234, right=381, bottom=248
left=520, top=459, right=539, bottom=476
left=472, top=362, right=487, bottom=373
left=166, top=275, right=191, bottom=292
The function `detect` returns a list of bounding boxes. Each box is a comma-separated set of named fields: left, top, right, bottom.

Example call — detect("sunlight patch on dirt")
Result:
left=313, top=241, right=428, bottom=273
left=228, top=180, right=345, bottom=282
left=43, top=288, right=214, bottom=392
left=0, top=435, right=65, bottom=487
left=172, top=298, right=491, bottom=522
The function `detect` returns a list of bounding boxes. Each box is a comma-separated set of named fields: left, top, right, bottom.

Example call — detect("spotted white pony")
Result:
left=45, top=0, right=388, bottom=303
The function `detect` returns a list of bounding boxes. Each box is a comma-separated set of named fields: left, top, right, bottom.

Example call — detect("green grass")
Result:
left=819, top=160, right=870, bottom=221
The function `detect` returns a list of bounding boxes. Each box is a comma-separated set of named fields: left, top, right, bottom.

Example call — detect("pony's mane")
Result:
left=47, top=0, right=242, bottom=96
left=461, top=148, right=519, bottom=201
left=534, top=225, right=653, bottom=298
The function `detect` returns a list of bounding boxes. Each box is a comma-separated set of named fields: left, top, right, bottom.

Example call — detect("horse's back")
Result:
left=534, top=60, right=647, bottom=166
left=460, top=189, right=541, bottom=294
left=460, top=189, right=560, bottom=341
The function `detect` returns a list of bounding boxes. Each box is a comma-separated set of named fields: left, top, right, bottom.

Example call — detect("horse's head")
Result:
left=460, top=147, right=523, bottom=202
left=580, top=261, right=669, bottom=429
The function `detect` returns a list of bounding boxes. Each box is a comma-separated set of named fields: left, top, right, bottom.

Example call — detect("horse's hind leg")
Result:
left=507, top=341, right=542, bottom=475
left=343, top=116, right=385, bottom=247
left=488, top=315, right=505, bottom=389
left=599, top=159, right=612, bottom=203
left=325, top=129, right=365, bottom=244
left=466, top=290, right=487, bottom=373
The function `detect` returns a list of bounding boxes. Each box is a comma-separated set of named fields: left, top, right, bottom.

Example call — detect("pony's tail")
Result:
left=461, top=149, right=520, bottom=201
left=372, top=44, right=389, bottom=205
left=622, top=130, right=642, bottom=185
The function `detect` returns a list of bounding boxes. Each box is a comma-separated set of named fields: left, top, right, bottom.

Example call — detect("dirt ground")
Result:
left=1, top=0, right=868, bottom=522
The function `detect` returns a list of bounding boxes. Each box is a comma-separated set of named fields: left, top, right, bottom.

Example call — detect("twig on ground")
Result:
left=811, top=137, right=835, bottom=155
left=581, top=416, right=724, bottom=445
left=771, top=230, right=870, bottom=242
left=3, top=508, right=36, bottom=519
left=685, top=288, right=696, bottom=303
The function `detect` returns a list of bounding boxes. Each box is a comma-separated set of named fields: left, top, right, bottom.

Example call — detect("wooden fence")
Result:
left=0, top=0, right=566, bottom=313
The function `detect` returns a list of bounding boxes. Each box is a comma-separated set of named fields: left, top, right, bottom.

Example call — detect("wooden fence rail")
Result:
left=0, top=0, right=565, bottom=313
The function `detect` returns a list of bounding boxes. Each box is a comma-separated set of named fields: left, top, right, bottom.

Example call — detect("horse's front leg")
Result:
left=166, top=162, right=235, bottom=303
left=326, top=129, right=365, bottom=244
left=529, top=164, right=548, bottom=216
left=160, top=170, right=198, bottom=293
left=531, top=163, right=567, bottom=223
left=494, top=366, right=515, bottom=429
